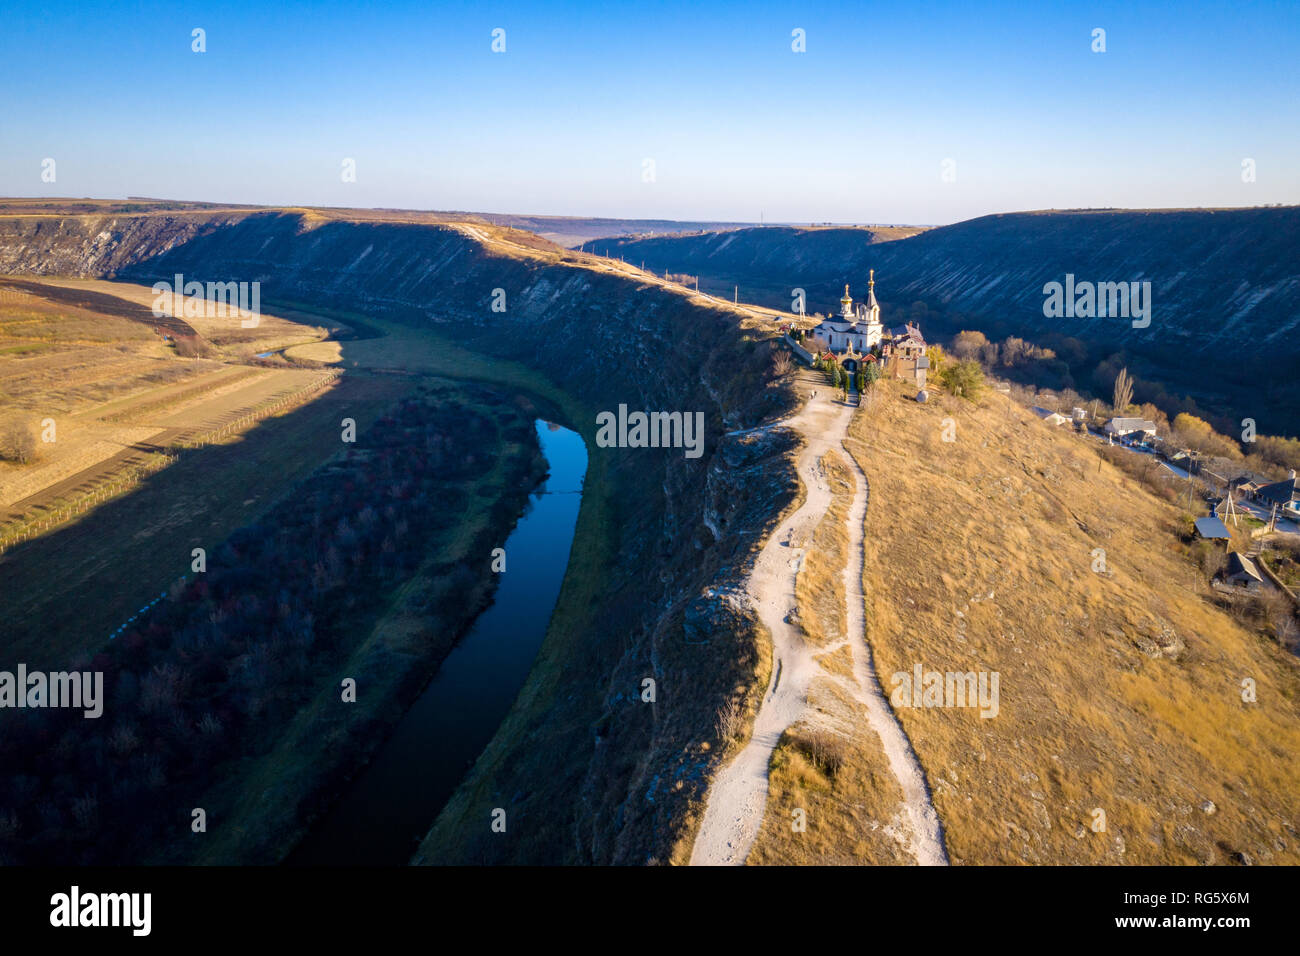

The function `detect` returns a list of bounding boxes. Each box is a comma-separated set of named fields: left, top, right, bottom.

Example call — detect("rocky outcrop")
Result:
left=0, top=211, right=257, bottom=277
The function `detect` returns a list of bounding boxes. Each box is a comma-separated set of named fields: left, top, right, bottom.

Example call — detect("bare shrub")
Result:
left=0, top=416, right=37, bottom=464
left=793, top=727, right=848, bottom=778
left=173, top=336, right=213, bottom=358
left=1039, top=491, right=1067, bottom=523
left=772, top=349, right=794, bottom=376
left=1261, top=588, right=1299, bottom=651
left=714, top=696, right=743, bottom=742
left=1195, top=541, right=1228, bottom=578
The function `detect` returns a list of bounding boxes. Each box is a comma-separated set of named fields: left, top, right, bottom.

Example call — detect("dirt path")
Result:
left=837, top=436, right=948, bottom=865
left=689, top=386, right=947, bottom=866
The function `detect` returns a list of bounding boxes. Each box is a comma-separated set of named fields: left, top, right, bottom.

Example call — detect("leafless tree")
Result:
left=950, top=329, right=989, bottom=360
left=1113, top=367, right=1134, bottom=415
left=0, top=417, right=36, bottom=464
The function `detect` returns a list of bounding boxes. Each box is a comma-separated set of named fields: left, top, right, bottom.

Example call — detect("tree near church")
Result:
left=940, top=360, right=985, bottom=401
left=925, top=344, right=947, bottom=373
left=951, top=330, right=988, bottom=361
left=862, top=360, right=881, bottom=388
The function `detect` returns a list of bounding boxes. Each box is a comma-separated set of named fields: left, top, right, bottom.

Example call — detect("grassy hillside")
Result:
left=841, top=377, right=1299, bottom=865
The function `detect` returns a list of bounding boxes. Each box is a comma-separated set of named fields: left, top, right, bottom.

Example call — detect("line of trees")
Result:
left=905, top=295, right=1297, bottom=442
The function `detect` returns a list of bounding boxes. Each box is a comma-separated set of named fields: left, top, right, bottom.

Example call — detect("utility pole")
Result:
left=1220, top=486, right=1240, bottom=527
left=734, top=286, right=738, bottom=304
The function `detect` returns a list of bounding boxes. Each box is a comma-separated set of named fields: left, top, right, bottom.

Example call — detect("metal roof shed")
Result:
left=1194, top=516, right=1231, bottom=540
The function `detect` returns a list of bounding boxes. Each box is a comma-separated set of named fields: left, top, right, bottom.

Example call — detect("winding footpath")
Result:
left=690, top=387, right=948, bottom=866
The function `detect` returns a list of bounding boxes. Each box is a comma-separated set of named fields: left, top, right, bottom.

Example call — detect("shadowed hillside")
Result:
left=589, top=224, right=924, bottom=288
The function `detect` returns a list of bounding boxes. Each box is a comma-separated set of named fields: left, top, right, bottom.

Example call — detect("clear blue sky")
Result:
left=2, top=0, right=1297, bottom=224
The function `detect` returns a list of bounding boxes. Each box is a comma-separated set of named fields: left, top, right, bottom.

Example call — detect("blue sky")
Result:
left=1, top=0, right=1297, bottom=224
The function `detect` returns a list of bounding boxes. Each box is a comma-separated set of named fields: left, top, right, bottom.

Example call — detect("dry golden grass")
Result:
left=794, top=450, right=852, bottom=649
left=15, top=278, right=330, bottom=355
left=0, top=280, right=334, bottom=521
left=848, top=379, right=1300, bottom=865
left=284, top=340, right=343, bottom=364
left=746, top=445, right=914, bottom=865
left=749, top=714, right=912, bottom=865
left=0, top=421, right=160, bottom=506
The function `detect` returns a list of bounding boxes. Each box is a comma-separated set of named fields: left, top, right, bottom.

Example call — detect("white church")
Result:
left=813, top=269, right=884, bottom=354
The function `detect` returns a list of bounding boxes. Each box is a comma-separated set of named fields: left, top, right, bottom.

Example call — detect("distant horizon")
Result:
left=4, top=194, right=1299, bottom=233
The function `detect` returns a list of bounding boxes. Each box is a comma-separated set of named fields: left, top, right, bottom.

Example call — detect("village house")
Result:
left=1104, top=417, right=1159, bottom=444
left=1221, top=552, right=1264, bottom=591
left=1228, top=474, right=1264, bottom=498
left=1031, top=406, right=1070, bottom=427
left=1253, top=472, right=1300, bottom=518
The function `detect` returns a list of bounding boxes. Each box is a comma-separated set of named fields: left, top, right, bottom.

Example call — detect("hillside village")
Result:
left=777, top=269, right=1300, bottom=642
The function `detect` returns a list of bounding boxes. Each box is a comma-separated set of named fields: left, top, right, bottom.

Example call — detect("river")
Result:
left=287, top=420, right=587, bottom=865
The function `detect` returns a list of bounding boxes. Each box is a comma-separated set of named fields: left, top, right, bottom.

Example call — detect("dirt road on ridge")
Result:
left=689, top=387, right=948, bottom=866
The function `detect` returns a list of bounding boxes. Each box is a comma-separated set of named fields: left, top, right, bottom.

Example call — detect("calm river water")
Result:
left=288, top=420, right=587, bottom=865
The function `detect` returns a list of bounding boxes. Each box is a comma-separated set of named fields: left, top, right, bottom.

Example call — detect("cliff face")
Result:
left=0, top=211, right=259, bottom=277
left=0, top=208, right=800, bottom=864
left=591, top=208, right=1300, bottom=431
left=871, top=209, right=1300, bottom=355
